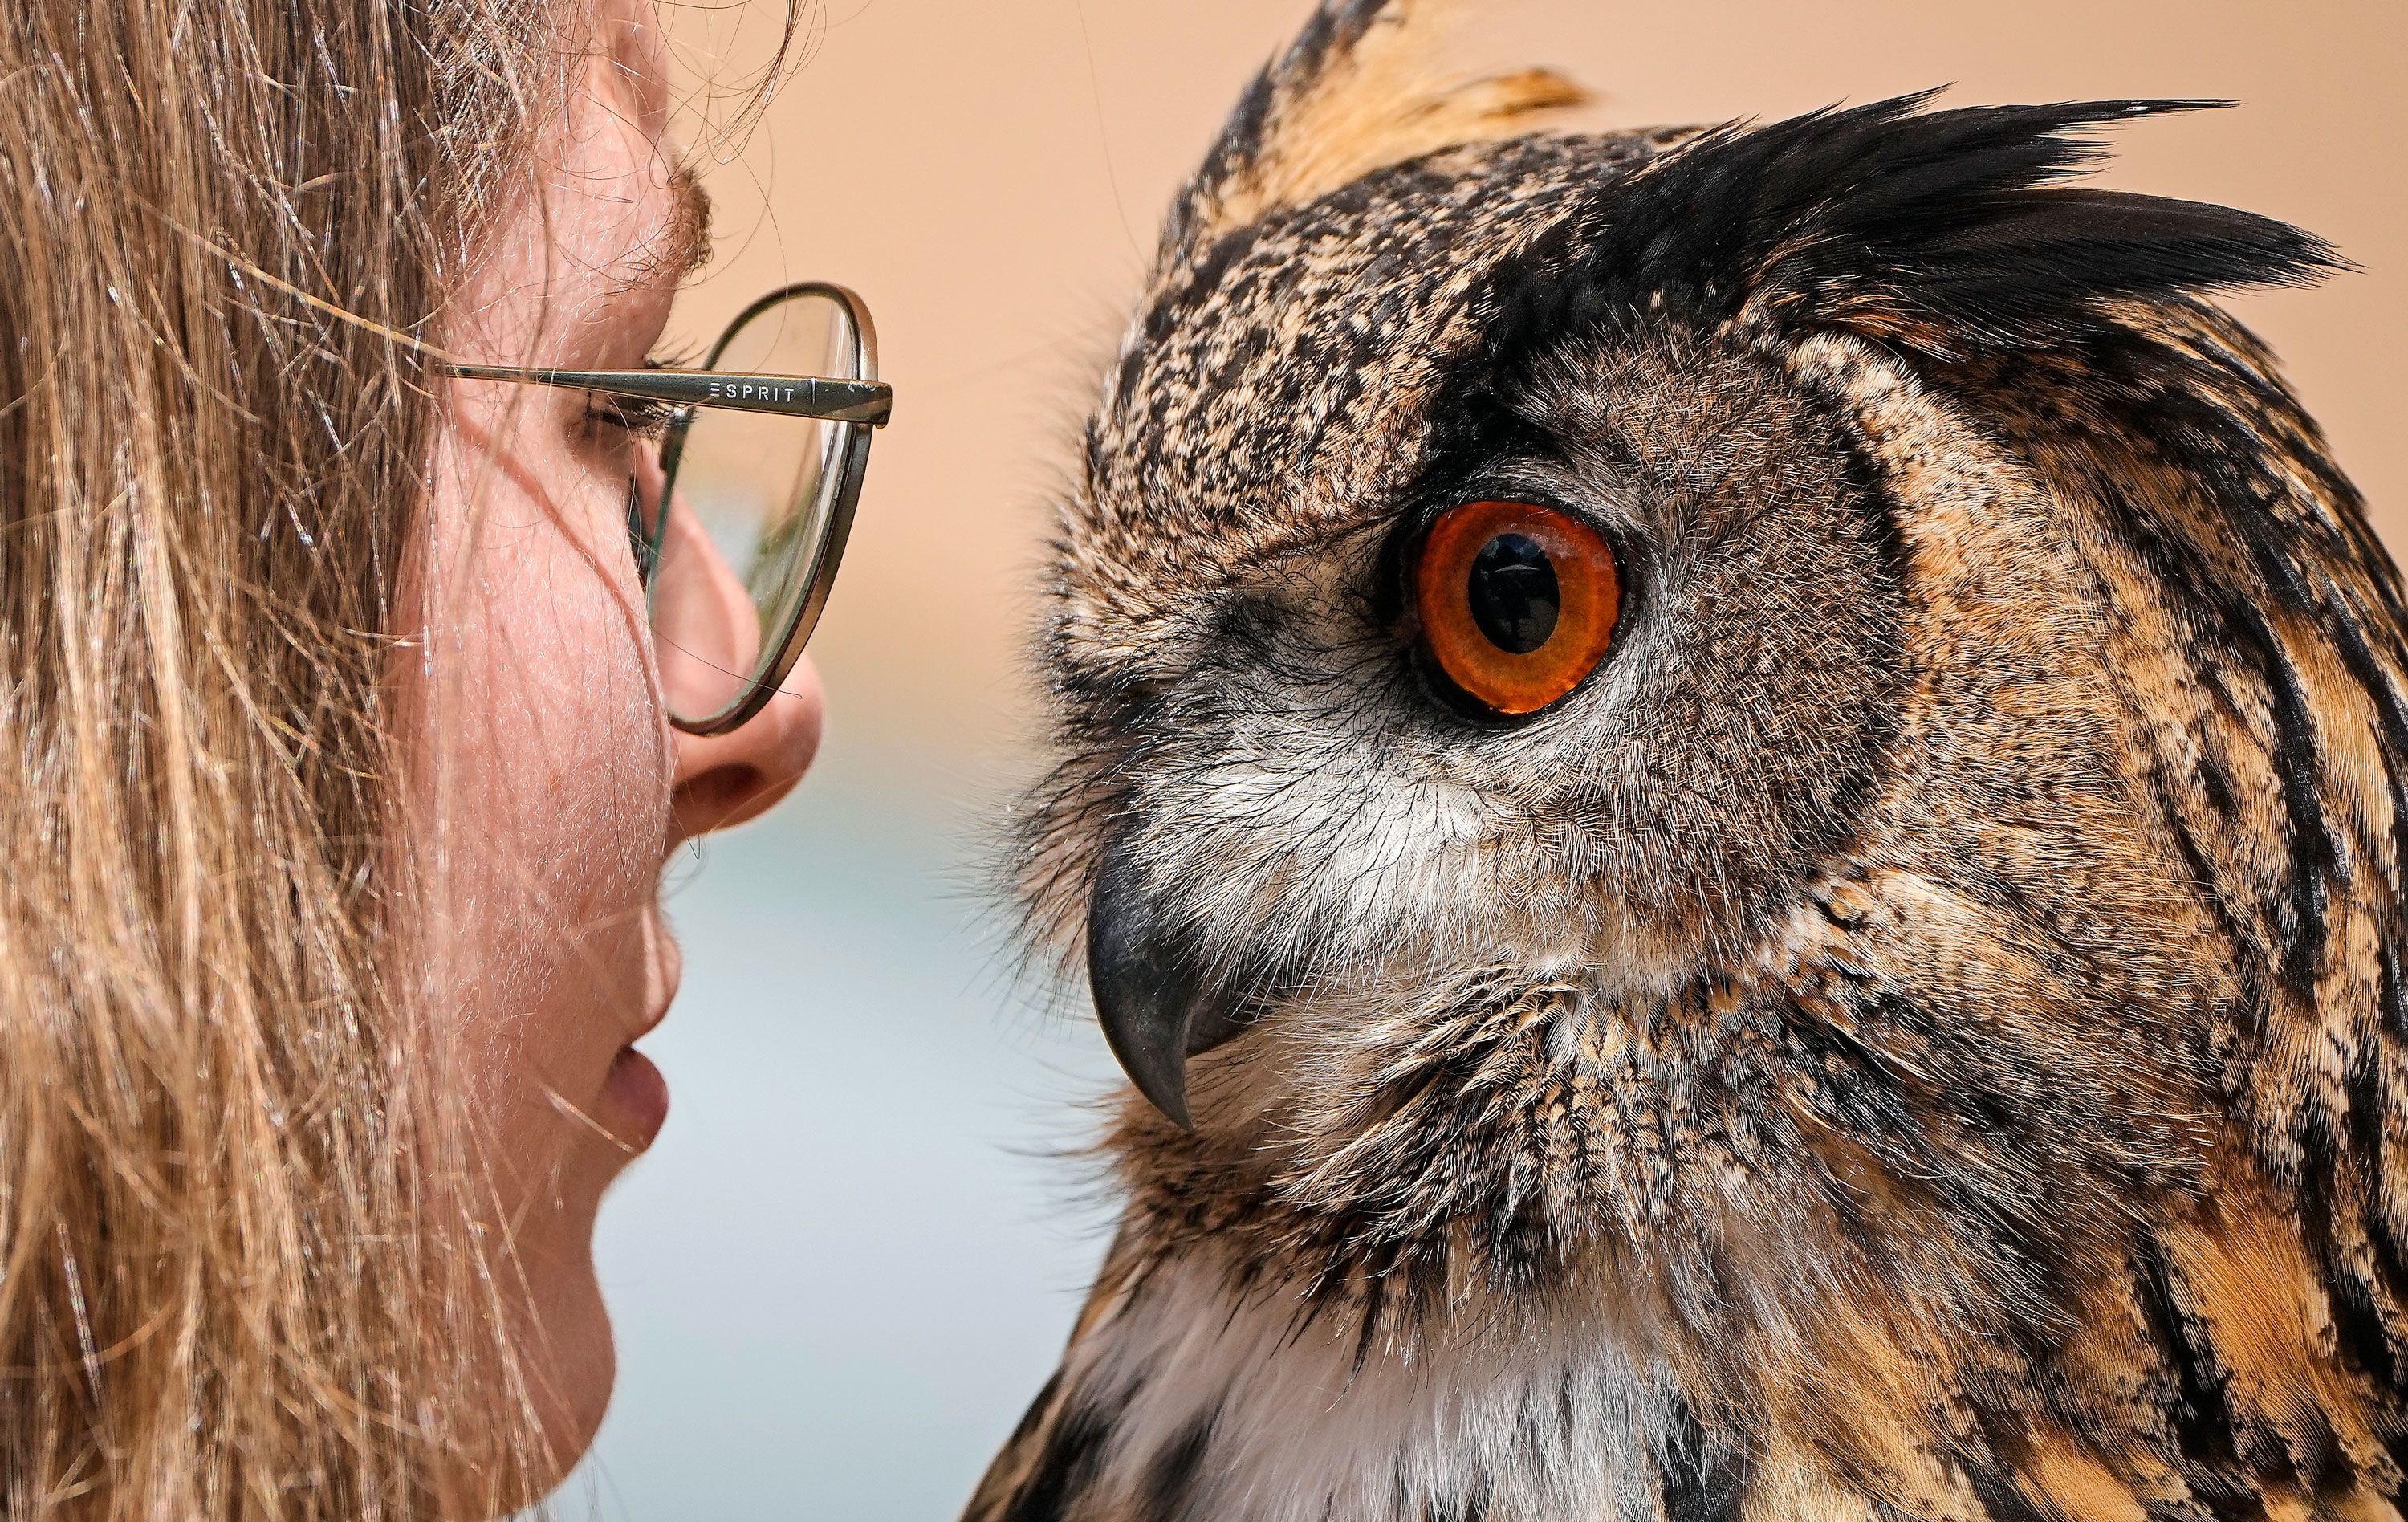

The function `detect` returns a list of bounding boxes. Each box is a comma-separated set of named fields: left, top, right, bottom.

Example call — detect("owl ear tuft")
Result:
left=1499, top=95, right=2345, bottom=359
left=1164, top=0, right=1587, bottom=263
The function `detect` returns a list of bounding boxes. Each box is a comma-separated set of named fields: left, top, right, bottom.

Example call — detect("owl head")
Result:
left=1015, top=0, right=2384, bottom=1380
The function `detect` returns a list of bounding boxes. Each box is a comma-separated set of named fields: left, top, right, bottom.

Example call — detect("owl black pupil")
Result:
left=1465, top=532, right=1560, bottom=654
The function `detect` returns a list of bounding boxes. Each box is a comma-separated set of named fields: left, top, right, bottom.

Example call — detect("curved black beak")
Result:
left=1085, top=836, right=1254, bottom=1129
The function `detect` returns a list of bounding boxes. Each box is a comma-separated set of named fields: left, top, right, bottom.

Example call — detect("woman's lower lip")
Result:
left=603, top=1046, right=670, bottom=1151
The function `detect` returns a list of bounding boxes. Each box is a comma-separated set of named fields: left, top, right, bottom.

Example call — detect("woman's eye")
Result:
left=1413, top=499, right=1621, bottom=718
left=581, top=393, right=678, bottom=442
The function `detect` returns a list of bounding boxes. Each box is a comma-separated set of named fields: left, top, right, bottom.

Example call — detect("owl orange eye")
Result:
left=1413, top=500, right=1621, bottom=718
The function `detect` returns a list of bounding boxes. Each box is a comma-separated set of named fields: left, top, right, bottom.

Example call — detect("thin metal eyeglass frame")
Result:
left=439, top=280, right=889, bottom=737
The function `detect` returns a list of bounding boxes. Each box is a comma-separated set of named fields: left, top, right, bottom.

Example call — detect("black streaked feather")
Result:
left=996, top=1400, right=1116, bottom=1522
left=1660, top=1393, right=1753, bottom=1522
left=1488, top=95, right=2344, bottom=363
left=1135, top=1410, right=1218, bottom=1522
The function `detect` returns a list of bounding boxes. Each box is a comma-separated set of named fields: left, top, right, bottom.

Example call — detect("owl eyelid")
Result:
left=1402, top=475, right=1615, bottom=534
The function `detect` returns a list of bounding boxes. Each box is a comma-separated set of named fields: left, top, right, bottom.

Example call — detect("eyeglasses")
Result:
left=444, top=282, right=890, bottom=735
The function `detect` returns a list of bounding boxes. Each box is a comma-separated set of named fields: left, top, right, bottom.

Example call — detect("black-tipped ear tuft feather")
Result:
left=1161, top=0, right=1587, bottom=271
left=1493, top=95, right=2346, bottom=360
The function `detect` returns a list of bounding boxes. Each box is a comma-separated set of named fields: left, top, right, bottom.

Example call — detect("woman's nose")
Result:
left=649, top=480, right=825, bottom=844
left=669, top=652, right=824, bottom=842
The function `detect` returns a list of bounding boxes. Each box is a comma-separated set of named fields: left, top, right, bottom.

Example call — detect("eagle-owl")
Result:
left=971, top=2, right=2399, bottom=1518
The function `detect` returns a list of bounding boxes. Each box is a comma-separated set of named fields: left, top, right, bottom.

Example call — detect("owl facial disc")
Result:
left=1086, top=835, right=1254, bottom=1129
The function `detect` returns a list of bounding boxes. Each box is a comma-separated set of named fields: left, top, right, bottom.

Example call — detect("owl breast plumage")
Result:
left=969, top=3, right=2405, bottom=1520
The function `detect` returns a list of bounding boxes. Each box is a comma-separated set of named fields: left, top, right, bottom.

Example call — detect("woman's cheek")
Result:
left=419, top=429, right=672, bottom=1063
left=493, top=465, right=670, bottom=967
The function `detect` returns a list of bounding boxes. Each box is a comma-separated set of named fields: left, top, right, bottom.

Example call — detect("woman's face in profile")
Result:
left=411, top=0, right=822, bottom=1475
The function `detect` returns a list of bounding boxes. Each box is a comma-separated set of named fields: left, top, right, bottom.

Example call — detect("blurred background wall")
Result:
left=561, top=2, right=2406, bottom=1516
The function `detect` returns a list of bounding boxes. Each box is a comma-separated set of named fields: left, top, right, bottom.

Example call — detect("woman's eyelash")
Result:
left=580, top=348, right=706, bottom=440
left=582, top=393, right=681, bottom=440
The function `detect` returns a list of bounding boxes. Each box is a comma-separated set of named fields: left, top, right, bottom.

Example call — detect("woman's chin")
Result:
left=484, top=1242, right=620, bottom=1515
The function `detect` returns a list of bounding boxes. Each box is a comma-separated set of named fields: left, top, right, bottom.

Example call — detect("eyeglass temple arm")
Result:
left=441, top=363, right=893, bottom=426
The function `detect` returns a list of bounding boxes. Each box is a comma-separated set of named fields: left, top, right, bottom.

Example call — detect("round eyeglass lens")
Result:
left=643, top=287, right=867, bottom=730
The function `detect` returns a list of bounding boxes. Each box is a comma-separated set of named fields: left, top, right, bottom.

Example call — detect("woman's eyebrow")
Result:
left=616, top=164, right=714, bottom=297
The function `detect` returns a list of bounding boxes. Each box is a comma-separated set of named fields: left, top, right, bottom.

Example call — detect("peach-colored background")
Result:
left=664, top=0, right=2406, bottom=778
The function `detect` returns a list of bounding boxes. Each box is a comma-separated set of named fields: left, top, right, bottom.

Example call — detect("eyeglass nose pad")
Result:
left=625, top=477, right=657, bottom=587
left=626, top=430, right=679, bottom=590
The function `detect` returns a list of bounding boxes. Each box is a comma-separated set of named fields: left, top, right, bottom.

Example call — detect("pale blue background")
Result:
left=555, top=745, right=1118, bottom=1522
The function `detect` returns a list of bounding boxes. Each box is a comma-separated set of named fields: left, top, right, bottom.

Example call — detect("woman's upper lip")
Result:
left=631, top=999, right=671, bottom=1045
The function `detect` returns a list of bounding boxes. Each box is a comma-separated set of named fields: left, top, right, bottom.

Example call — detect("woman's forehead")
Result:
left=602, top=0, right=673, bottom=141
left=444, top=12, right=695, bottom=362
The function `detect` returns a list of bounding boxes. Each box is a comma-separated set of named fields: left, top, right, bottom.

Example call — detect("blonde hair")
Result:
left=0, top=0, right=605, bottom=1512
